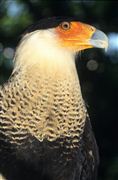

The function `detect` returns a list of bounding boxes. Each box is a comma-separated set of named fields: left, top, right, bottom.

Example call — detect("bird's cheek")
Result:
left=58, top=38, right=93, bottom=52
left=56, top=31, right=96, bottom=51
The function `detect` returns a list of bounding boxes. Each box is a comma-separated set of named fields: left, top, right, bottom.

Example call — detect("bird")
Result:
left=0, top=17, right=108, bottom=180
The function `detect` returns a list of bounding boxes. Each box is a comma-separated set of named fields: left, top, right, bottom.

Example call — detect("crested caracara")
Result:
left=0, top=17, right=108, bottom=180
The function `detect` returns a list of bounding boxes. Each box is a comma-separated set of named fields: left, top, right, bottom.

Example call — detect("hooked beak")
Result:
left=89, top=29, right=108, bottom=50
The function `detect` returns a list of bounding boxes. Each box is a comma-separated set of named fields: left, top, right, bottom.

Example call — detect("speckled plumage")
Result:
left=0, top=18, right=100, bottom=180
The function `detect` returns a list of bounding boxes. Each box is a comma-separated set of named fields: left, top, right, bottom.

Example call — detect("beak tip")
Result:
left=90, top=29, right=108, bottom=49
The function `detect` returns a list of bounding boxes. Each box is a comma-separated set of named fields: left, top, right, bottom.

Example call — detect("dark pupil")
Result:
left=62, top=22, right=69, bottom=29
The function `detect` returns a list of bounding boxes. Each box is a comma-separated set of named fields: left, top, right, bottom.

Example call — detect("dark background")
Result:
left=0, top=1, right=118, bottom=180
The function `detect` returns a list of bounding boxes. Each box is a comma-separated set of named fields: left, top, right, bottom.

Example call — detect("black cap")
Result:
left=23, top=17, right=78, bottom=35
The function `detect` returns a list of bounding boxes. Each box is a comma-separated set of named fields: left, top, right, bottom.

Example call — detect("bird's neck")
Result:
left=15, top=63, right=78, bottom=84
left=13, top=47, right=79, bottom=86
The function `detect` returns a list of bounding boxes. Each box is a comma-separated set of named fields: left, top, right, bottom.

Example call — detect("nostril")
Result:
left=91, top=27, right=95, bottom=31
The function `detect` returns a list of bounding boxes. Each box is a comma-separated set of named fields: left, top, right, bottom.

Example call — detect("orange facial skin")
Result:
left=55, top=22, right=96, bottom=51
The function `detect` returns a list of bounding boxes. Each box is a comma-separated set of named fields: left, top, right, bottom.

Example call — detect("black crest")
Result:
left=23, top=17, right=79, bottom=35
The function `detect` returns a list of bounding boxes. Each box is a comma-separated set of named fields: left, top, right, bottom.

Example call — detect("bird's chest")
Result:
left=0, top=75, right=88, bottom=180
left=18, top=77, right=86, bottom=142
left=1, top=76, right=87, bottom=150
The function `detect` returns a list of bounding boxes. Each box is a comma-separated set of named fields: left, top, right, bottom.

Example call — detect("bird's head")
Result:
left=14, top=17, right=108, bottom=70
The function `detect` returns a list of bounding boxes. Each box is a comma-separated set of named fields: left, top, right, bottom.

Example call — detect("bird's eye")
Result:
left=60, top=22, right=71, bottom=30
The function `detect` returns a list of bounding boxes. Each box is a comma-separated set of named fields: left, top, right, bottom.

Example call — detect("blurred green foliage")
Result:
left=0, top=1, right=118, bottom=180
